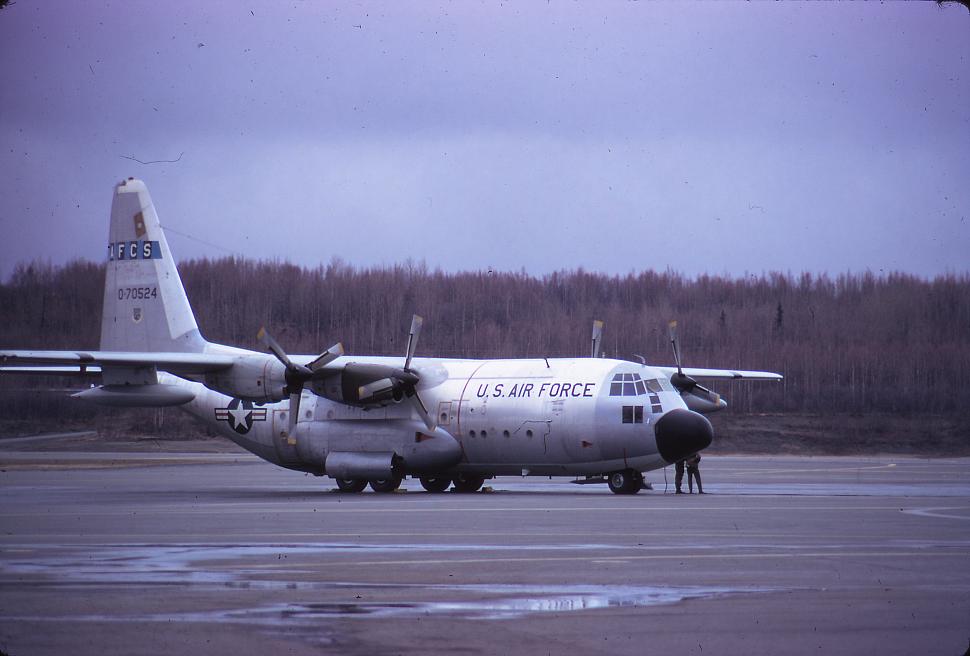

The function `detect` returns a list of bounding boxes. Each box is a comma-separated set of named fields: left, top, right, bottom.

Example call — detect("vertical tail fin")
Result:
left=100, top=178, right=206, bottom=353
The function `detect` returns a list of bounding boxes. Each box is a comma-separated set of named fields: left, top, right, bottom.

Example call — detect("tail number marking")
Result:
left=117, top=287, right=157, bottom=301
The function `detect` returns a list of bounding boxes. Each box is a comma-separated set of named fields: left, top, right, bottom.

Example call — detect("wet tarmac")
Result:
left=1, top=453, right=968, bottom=655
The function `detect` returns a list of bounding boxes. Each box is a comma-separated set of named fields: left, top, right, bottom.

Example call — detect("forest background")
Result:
left=2, top=258, right=968, bottom=454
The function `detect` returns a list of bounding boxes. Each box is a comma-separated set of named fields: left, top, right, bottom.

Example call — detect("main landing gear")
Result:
left=607, top=469, right=644, bottom=495
left=419, top=476, right=452, bottom=493
left=369, top=476, right=404, bottom=493
left=334, top=478, right=368, bottom=493
left=334, top=474, right=488, bottom=493
left=451, top=473, right=485, bottom=493
left=333, top=477, right=404, bottom=493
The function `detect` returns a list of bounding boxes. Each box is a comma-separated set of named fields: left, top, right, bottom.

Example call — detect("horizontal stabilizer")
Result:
left=0, top=350, right=234, bottom=375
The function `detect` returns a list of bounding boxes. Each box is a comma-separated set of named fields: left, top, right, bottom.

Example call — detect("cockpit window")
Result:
left=610, top=372, right=666, bottom=397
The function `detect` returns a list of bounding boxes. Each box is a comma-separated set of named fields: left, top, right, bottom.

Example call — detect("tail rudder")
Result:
left=101, top=178, right=205, bottom=353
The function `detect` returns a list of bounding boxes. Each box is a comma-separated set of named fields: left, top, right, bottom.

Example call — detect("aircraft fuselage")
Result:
left=176, top=354, right=708, bottom=479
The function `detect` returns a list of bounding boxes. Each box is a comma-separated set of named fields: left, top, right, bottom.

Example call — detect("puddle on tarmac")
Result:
left=0, top=543, right=779, bottom=621
left=0, top=543, right=785, bottom=624
left=7, top=584, right=772, bottom=623
left=0, top=542, right=636, bottom=586
left=261, top=583, right=766, bottom=620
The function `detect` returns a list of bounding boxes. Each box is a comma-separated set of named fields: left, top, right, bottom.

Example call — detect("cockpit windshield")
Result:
left=608, top=372, right=672, bottom=396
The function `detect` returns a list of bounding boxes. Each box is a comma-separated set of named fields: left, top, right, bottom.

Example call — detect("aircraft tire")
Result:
left=369, top=476, right=404, bottom=493
left=334, top=478, right=367, bottom=493
left=607, top=469, right=642, bottom=495
left=452, top=474, right=485, bottom=493
left=419, top=476, right=452, bottom=493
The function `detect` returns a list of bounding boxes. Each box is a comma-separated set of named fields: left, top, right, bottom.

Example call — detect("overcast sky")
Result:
left=1, top=1, right=967, bottom=281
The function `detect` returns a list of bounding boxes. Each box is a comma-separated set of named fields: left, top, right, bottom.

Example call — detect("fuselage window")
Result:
left=622, top=405, right=644, bottom=424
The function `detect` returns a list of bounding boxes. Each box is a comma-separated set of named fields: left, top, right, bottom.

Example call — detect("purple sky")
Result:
left=1, top=1, right=967, bottom=281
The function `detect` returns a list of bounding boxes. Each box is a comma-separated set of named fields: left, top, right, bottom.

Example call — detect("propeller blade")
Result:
left=257, top=326, right=312, bottom=376
left=358, top=377, right=397, bottom=401
left=404, top=314, right=424, bottom=371
left=668, top=320, right=683, bottom=375
left=407, top=389, right=436, bottom=431
left=591, top=320, right=604, bottom=358
left=257, top=326, right=290, bottom=365
left=287, top=389, right=301, bottom=437
left=308, top=342, right=344, bottom=372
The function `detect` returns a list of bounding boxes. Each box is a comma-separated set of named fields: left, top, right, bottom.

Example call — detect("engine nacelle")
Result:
left=203, top=356, right=287, bottom=403
left=681, top=389, right=728, bottom=414
left=310, top=362, right=413, bottom=408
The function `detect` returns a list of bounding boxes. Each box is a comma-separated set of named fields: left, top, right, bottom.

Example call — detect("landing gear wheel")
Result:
left=369, top=476, right=403, bottom=493
left=420, top=476, right=452, bottom=493
left=452, top=473, right=485, bottom=493
left=334, top=478, right=367, bottom=493
left=607, top=469, right=643, bottom=495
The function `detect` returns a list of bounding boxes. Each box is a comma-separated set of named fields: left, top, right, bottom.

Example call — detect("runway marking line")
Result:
left=902, top=506, right=970, bottom=522
left=249, top=550, right=970, bottom=569
left=710, top=464, right=901, bottom=476
left=0, top=504, right=931, bottom=518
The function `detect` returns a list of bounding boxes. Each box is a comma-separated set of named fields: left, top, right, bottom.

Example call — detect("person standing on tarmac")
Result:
left=686, top=453, right=704, bottom=494
left=675, top=459, right=686, bottom=494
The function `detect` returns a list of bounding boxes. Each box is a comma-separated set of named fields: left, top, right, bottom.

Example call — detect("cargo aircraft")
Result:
left=0, top=179, right=781, bottom=494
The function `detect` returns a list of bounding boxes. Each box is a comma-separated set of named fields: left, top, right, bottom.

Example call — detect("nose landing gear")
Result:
left=607, top=469, right=643, bottom=495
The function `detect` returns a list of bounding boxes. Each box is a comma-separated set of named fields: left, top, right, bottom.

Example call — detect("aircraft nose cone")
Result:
left=654, top=408, right=714, bottom=463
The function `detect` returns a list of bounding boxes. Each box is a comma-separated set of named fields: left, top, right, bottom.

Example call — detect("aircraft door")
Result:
left=437, top=401, right=455, bottom=428
left=271, top=408, right=301, bottom=465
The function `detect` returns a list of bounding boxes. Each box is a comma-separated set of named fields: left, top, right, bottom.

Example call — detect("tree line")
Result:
left=2, top=258, right=969, bottom=416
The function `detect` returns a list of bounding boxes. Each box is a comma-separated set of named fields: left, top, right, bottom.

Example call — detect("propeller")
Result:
left=257, top=326, right=343, bottom=437
left=591, top=320, right=604, bottom=358
left=667, top=320, right=724, bottom=411
left=401, top=315, right=436, bottom=431
left=668, top=320, right=685, bottom=378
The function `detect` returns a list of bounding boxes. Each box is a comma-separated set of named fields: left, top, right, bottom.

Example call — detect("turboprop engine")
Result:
left=252, top=315, right=437, bottom=434
left=203, top=356, right=288, bottom=403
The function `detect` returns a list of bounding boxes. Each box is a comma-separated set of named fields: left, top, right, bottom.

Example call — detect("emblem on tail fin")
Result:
left=215, top=399, right=268, bottom=434
left=134, top=211, right=147, bottom=237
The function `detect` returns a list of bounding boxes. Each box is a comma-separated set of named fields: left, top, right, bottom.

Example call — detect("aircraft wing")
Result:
left=0, top=350, right=235, bottom=375
left=656, top=366, right=783, bottom=381
left=0, top=365, right=103, bottom=376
